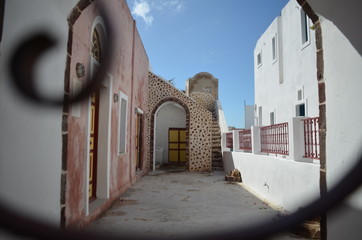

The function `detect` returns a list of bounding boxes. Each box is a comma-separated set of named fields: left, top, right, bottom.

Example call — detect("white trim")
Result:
left=152, top=101, right=183, bottom=171
left=90, top=16, right=107, bottom=51
left=152, top=102, right=170, bottom=171
left=118, top=91, right=128, bottom=155
left=91, top=16, right=106, bottom=34
left=85, top=17, right=109, bottom=215
left=96, top=74, right=112, bottom=199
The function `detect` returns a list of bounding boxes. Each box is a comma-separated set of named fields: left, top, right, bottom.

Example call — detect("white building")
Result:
left=224, top=1, right=362, bottom=238
left=306, top=1, right=362, bottom=239
left=254, top=0, right=319, bottom=126
left=244, top=103, right=254, bottom=130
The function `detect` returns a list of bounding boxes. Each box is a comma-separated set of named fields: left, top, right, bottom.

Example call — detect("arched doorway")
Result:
left=152, top=100, right=189, bottom=171
left=86, top=18, right=112, bottom=209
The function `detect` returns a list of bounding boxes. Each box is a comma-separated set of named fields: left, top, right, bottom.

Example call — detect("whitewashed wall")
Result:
left=223, top=151, right=320, bottom=212
left=318, top=16, right=362, bottom=239
left=155, top=102, right=186, bottom=164
left=215, top=100, right=228, bottom=133
left=322, top=16, right=362, bottom=208
left=0, top=0, right=77, bottom=225
left=254, top=0, right=319, bottom=126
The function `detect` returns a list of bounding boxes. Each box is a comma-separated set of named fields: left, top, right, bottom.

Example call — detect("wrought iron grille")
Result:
left=260, top=122, right=289, bottom=155
left=225, top=132, right=233, bottom=149
left=303, top=117, right=320, bottom=159
left=239, top=129, right=252, bottom=151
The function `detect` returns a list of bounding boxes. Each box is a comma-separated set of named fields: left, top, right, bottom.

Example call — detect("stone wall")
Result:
left=190, top=92, right=215, bottom=112
left=186, top=72, right=219, bottom=100
left=147, top=72, right=213, bottom=171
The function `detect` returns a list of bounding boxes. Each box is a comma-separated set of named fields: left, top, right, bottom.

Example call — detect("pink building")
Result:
left=63, top=0, right=150, bottom=228
left=0, top=0, right=149, bottom=229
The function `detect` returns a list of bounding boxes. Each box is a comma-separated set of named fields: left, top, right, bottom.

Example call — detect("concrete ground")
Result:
left=87, top=170, right=310, bottom=239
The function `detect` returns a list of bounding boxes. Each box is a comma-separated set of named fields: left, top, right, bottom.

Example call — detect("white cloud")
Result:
left=131, top=0, right=154, bottom=26
left=165, top=0, right=185, bottom=12
left=151, top=0, right=185, bottom=12
left=130, top=0, right=185, bottom=26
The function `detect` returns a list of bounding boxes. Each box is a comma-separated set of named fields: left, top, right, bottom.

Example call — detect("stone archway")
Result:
left=152, top=99, right=189, bottom=170
left=147, top=72, right=213, bottom=172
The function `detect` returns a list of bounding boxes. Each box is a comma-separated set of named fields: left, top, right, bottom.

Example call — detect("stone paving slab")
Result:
left=87, top=170, right=310, bottom=239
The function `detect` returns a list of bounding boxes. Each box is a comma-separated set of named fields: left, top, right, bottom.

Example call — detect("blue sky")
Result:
left=126, top=0, right=289, bottom=128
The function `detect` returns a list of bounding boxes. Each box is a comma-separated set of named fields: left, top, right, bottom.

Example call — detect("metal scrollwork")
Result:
left=8, top=3, right=115, bottom=107
left=1, top=1, right=362, bottom=239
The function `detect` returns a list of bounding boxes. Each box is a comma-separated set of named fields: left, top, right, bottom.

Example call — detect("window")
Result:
left=257, top=52, right=262, bottom=67
left=270, top=112, right=275, bottom=125
left=272, top=35, right=277, bottom=62
left=297, top=89, right=303, bottom=101
left=301, top=9, right=310, bottom=45
left=91, top=28, right=102, bottom=62
left=118, top=92, right=128, bottom=154
left=296, top=103, right=305, bottom=117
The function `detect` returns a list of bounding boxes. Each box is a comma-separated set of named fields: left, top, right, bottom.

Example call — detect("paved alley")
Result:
left=87, top=170, right=308, bottom=239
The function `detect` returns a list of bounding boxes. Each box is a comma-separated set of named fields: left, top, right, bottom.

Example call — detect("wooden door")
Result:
left=168, top=128, right=186, bottom=163
left=89, top=91, right=100, bottom=201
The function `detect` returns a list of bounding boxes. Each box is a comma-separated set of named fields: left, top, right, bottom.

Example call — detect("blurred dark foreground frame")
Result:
left=1, top=0, right=362, bottom=239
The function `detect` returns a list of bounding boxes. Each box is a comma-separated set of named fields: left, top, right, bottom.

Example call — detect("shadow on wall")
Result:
left=222, top=151, right=235, bottom=172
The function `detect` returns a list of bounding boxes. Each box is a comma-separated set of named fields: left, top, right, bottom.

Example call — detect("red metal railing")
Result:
left=226, top=132, right=233, bottom=149
left=303, top=117, right=320, bottom=159
left=260, top=122, right=289, bottom=155
left=239, top=129, right=252, bottom=151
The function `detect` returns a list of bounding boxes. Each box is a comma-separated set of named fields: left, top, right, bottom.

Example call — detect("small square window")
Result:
left=257, top=52, right=262, bottom=67
left=296, top=103, right=305, bottom=117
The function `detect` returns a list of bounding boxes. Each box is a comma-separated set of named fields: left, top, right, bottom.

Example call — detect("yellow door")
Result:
left=168, top=128, right=186, bottom=163
left=89, top=91, right=99, bottom=201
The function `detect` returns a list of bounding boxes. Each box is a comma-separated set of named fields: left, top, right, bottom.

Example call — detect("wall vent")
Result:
left=297, top=89, right=303, bottom=101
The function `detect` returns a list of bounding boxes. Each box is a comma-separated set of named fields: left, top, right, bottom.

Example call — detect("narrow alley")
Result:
left=87, top=170, right=308, bottom=239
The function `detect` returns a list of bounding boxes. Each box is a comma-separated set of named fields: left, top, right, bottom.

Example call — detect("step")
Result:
left=212, top=162, right=223, bottom=167
left=212, top=166, right=224, bottom=171
left=212, top=160, right=222, bottom=164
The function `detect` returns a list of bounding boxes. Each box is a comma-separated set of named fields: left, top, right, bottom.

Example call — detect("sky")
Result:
left=126, top=0, right=289, bottom=128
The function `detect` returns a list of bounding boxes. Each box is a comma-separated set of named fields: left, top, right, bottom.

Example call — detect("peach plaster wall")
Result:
left=63, top=0, right=149, bottom=228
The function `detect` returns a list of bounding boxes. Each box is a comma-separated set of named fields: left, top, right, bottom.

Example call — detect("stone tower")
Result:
left=186, top=72, right=218, bottom=100
left=186, top=72, right=223, bottom=171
